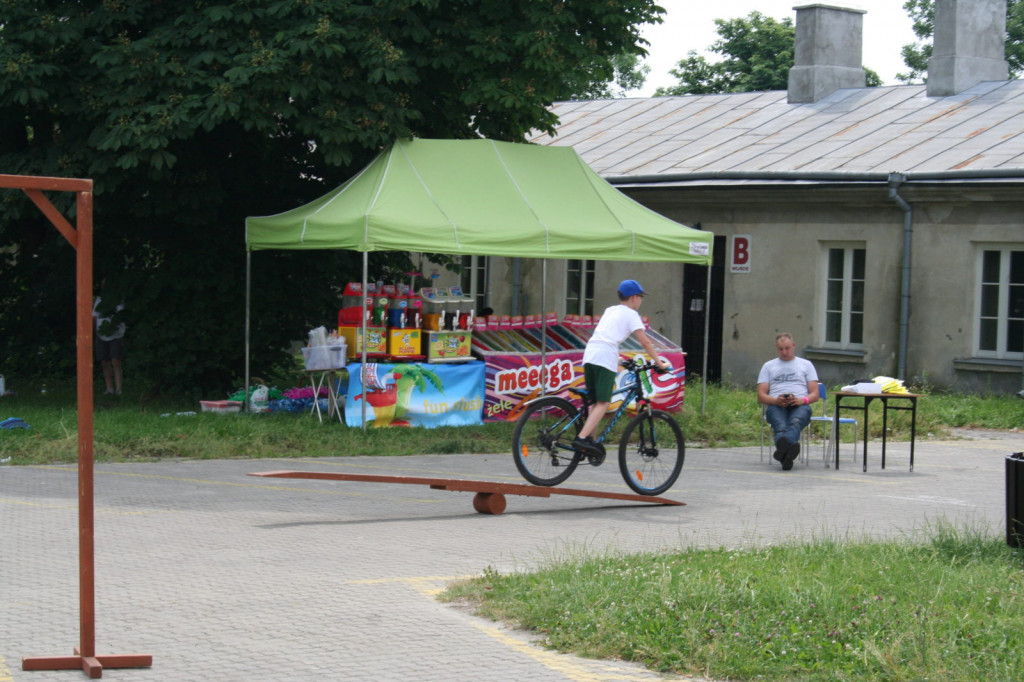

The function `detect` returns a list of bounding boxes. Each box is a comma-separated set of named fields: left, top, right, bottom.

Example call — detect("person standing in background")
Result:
left=93, top=279, right=125, bottom=396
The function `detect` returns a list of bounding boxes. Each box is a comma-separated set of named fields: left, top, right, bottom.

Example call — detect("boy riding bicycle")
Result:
left=573, top=279, right=670, bottom=456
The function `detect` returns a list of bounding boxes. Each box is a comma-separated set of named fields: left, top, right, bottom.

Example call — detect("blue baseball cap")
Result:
left=617, top=279, right=646, bottom=298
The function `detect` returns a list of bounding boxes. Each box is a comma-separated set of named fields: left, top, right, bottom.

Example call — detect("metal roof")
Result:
left=530, top=80, right=1024, bottom=179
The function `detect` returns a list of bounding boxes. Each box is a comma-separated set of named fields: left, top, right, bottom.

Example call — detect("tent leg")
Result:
left=540, top=260, right=547, bottom=396
left=701, top=262, right=711, bottom=415
left=360, top=251, right=368, bottom=430
left=244, top=251, right=251, bottom=413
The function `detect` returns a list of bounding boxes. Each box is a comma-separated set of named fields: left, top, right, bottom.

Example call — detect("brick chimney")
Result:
left=927, top=0, right=1009, bottom=96
left=787, top=4, right=867, bottom=104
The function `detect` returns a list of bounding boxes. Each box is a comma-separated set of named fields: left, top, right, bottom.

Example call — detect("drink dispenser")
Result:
left=386, top=294, right=423, bottom=357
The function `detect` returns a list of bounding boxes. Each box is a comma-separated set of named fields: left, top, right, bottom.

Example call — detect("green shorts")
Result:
left=583, top=363, right=616, bottom=403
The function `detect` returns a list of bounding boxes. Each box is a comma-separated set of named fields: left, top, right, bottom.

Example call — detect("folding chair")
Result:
left=806, top=382, right=858, bottom=466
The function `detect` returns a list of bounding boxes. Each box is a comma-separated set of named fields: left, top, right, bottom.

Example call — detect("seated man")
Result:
left=757, top=333, right=819, bottom=470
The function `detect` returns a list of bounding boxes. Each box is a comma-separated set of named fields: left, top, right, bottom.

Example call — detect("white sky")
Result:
left=628, top=0, right=920, bottom=96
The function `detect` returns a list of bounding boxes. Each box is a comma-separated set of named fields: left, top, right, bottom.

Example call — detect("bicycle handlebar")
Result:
left=620, top=357, right=675, bottom=375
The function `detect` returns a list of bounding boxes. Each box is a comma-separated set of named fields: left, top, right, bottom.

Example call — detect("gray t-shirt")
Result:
left=757, top=357, right=818, bottom=398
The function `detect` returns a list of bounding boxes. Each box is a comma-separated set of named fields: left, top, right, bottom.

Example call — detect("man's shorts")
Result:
left=95, top=337, right=125, bottom=362
left=583, top=363, right=616, bottom=403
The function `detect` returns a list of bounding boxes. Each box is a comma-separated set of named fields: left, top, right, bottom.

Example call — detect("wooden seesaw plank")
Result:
left=248, top=471, right=684, bottom=515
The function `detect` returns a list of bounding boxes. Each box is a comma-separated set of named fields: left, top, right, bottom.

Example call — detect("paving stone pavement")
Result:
left=2, top=429, right=1022, bottom=681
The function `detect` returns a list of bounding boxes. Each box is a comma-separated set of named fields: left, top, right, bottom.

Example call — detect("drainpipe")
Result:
left=888, top=173, right=913, bottom=381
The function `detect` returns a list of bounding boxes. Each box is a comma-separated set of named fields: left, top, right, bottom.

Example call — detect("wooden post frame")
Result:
left=0, top=175, right=152, bottom=678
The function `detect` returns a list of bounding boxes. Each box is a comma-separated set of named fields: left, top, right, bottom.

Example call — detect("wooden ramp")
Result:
left=248, top=471, right=684, bottom=515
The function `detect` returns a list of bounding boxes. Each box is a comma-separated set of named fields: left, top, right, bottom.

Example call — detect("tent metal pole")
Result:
left=244, top=251, right=251, bottom=413
left=360, top=251, right=368, bottom=430
left=701, top=263, right=711, bottom=415
left=540, top=260, right=547, bottom=396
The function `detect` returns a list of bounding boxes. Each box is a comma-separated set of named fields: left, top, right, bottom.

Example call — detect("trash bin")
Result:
left=1007, top=452, right=1024, bottom=547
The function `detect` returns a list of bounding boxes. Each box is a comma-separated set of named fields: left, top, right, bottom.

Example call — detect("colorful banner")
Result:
left=483, top=350, right=686, bottom=422
left=346, top=361, right=485, bottom=428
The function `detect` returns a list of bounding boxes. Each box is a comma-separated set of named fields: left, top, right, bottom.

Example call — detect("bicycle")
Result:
left=511, top=357, right=685, bottom=496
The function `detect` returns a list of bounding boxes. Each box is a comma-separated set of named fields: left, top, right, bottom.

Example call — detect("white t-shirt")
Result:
left=757, top=357, right=818, bottom=398
left=582, top=304, right=643, bottom=372
left=92, top=297, right=125, bottom=342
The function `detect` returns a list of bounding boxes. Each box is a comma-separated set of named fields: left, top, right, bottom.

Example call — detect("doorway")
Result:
left=682, top=234, right=725, bottom=382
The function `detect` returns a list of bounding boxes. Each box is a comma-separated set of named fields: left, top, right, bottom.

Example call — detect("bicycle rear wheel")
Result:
left=618, top=409, right=684, bottom=496
left=512, top=397, right=581, bottom=486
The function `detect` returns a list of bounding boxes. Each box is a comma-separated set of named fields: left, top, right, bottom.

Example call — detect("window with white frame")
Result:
left=460, top=255, right=489, bottom=312
left=566, top=259, right=595, bottom=316
left=823, top=245, right=865, bottom=348
left=976, top=247, right=1023, bottom=359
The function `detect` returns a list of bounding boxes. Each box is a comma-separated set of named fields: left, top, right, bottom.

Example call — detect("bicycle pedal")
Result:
left=587, top=443, right=606, bottom=466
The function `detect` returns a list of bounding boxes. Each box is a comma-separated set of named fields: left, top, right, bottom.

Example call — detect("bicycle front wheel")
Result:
left=512, top=397, right=581, bottom=486
left=618, top=409, right=685, bottom=496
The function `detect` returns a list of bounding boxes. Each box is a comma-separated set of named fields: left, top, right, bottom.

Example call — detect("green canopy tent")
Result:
left=244, top=138, right=714, bottom=417
left=246, top=137, right=713, bottom=259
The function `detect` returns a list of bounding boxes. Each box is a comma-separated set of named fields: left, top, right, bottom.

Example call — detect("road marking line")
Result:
left=467, top=619, right=683, bottom=681
left=0, top=498, right=165, bottom=517
left=345, top=576, right=690, bottom=680
left=22, top=465, right=445, bottom=504
left=876, top=494, right=976, bottom=507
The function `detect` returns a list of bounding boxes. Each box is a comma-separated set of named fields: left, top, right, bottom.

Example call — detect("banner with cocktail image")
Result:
left=345, top=361, right=486, bottom=428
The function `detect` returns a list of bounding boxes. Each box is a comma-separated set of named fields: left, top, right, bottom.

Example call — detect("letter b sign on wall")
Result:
left=730, top=235, right=751, bottom=274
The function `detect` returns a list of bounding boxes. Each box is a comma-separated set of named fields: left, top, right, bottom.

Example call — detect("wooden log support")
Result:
left=249, top=471, right=684, bottom=514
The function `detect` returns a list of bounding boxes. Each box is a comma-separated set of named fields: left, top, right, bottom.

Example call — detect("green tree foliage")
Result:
left=656, top=12, right=795, bottom=95
left=564, top=53, right=651, bottom=100
left=899, top=0, right=1024, bottom=83
left=656, top=11, right=881, bottom=96
left=0, top=0, right=662, bottom=395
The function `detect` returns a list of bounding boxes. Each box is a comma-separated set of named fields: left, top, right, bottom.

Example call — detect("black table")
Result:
left=832, top=392, right=922, bottom=472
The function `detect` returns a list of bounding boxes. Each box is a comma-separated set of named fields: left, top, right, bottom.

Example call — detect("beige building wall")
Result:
left=629, top=184, right=1023, bottom=393
left=421, top=184, right=1022, bottom=394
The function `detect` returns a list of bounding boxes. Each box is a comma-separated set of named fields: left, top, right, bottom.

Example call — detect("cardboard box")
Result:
left=200, top=400, right=243, bottom=414
left=338, top=325, right=387, bottom=358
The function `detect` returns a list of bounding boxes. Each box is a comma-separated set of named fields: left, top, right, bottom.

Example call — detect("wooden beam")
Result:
left=0, top=174, right=92, bottom=192
left=23, top=188, right=77, bottom=247
left=249, top=471, right=685, bottom=514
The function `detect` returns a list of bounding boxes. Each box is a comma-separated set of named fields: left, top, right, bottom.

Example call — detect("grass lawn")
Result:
left=1, top=377, right=1021, bottom=465
left=443, top=525, right=1024, bottom=681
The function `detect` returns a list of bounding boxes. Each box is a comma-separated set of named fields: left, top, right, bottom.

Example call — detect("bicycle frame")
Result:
left=523, top=362, right=656, bottom=453
left=589, top=381, right=651, bottom=446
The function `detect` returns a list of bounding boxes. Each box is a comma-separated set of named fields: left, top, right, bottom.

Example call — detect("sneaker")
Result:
left=572, top=435, right=598, bottom=455
left=104, top=389, right=115, bottom=395
left=773, top=437, right=791, bottom=462
left=782, top=441, right=801, bottom=471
